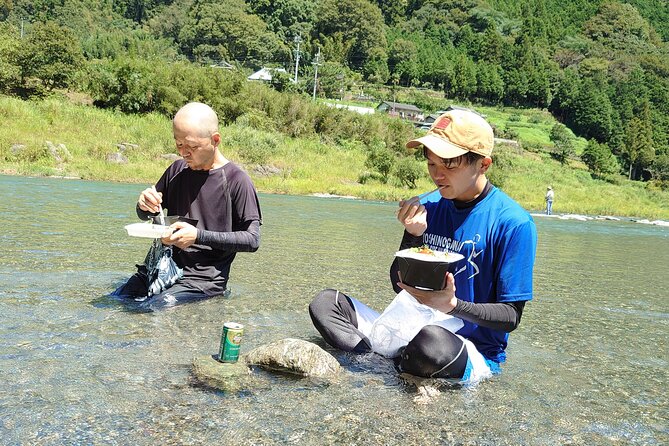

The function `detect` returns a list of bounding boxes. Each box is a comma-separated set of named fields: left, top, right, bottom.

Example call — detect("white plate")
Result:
left=125, top=223, right=170, bottom=238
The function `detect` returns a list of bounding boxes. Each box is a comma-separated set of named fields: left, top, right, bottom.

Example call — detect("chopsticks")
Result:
left=152, top=185, right=166, bottom=225
left=396, top=186, right=444, bottom=217
left=416, top=186, right=444, bottom=201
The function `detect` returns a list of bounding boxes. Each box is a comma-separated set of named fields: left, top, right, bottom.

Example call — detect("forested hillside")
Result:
left=1, top=0, right=668, bottom=187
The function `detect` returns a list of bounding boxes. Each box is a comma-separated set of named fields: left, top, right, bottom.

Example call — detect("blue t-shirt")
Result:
left=422, top=186, right=537, bottom=363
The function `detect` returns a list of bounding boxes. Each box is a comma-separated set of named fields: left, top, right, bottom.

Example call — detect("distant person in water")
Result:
left=309, top=108, right=537, bottom=384
left=112, top=102, right=262, bottom=310
left=545, top=186, right=554, bottom=215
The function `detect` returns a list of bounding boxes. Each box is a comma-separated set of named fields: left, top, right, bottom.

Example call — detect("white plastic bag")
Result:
left=368, top=290, right=463, bottom=358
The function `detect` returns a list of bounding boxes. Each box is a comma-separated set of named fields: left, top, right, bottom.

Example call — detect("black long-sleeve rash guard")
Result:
left=137, top=205, right=260, bottom=252
left=196, top=220, right=260, bottom=252
left=389, top=181, right=525, bottom=333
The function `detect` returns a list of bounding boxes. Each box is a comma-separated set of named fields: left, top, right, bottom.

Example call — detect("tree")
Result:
left=147, top=0, right=191, bottom=43
left=444, top=53, right=476, bottom=100
left=476, top=62, right=504, bottom=104
left=269, top=69, right=295, bottom=93
left=622, top=103, right=655, bottom=180
left=550, top=67, right=580, bottom=121
left=314, top=0, right=388, bottom=75
left=313, top=61, right=354, bottom=98
left=583, top=1, right=660, bottom=55
left=581, top=139, right=619, bottom=178
left=0, top=23, right=21, bottom=93
left=454, top=24, right=478, bottom=57
left=362, top=47, right=390, bottom=84
left=179, top=0, right=289, bottom=66
left=523, top=49, right=554, bottom=108
left=412, top=33, right=454, bottom=88
left=477, top=23, right=503, bottom=64
left=18, top=21, right=84, bottom=91
left=612, top=66, right=648, bottom=124
left=0, top=0, right=12, bottom=20
left=389, top=38, right=419, bottom=86
left=393, top=155, right=423, bottom=188
left=572, top=78, right=613, bottom=142
left=365, top=142, right=395, bottom=183
left=649, top=153, right=669, bottom=186
left=84, top=57, right=161, bottom=113
left=374, top=0, right=408, bottom=26
left=503, top=67, right=528, bottom=106
left=549, top=123, right=575, bottom=165
left=247, top=0, right=317, bottom=42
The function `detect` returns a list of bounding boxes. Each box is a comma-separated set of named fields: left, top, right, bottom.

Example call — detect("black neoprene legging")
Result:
left=309, top=289, right=469, bottom=379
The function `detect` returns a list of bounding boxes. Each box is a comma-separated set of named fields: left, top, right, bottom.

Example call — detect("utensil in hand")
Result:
left=152, top=185, right=166, bottom=226
left=416, top=186, right=444, bottom=201
left=396, top=186, right=444, bottom=217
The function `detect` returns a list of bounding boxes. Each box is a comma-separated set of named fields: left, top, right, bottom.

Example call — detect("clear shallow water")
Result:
left=0, top=174, right=667, bottom=445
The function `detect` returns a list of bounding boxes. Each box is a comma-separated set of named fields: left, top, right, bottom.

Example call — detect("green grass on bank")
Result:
left=491, top=147, right=669, bottom=218
left=1, top=95, right=668, bottom=219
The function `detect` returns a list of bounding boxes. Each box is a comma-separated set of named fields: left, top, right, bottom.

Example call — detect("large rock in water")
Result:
left=244, top=338, right=342, bottom=378
left=191, top=338, right=341, bottom=391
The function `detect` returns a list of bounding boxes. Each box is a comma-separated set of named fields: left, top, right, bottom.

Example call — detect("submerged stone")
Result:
left=400, top=373, right=451, bottom=405
left=191, top=355, right=253, bottom=392
left=244, top=338, right=342, bottom=378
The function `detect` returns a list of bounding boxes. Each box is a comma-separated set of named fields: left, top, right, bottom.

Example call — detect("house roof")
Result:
left=247, top=67, right=288, bottom=81
left=377, top=101, right=422, bottom=112
left=209, top=61, right=235, bottom=70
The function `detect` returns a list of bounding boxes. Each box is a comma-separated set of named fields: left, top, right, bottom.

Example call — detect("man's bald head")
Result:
left=173, top=102, right=219, bottom=138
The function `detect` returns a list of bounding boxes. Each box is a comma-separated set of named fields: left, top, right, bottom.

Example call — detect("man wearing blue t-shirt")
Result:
left=310, top=108, right=537, bottom=383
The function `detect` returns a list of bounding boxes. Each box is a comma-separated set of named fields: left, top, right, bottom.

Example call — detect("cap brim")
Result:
left=406, top=134, right=469, bottom=159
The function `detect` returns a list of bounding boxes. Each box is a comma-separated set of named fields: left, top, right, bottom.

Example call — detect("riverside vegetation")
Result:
left=1, top=1, right=668, bottom=219
left=1, top=94, right=668, bottom=220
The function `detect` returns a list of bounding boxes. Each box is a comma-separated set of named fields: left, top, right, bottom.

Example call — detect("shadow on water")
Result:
left=89, top=277, right=154, bottom=313
left=90, top=293, right=154, bottom=314
left=91, top=278, right=234, bottom=314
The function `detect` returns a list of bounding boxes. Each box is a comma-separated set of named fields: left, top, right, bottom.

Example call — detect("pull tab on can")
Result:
left=218, top=322, right=244, bottom=363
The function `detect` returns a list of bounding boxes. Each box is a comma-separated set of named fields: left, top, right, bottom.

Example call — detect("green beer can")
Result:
left=218, top=322, right=244, bottom=363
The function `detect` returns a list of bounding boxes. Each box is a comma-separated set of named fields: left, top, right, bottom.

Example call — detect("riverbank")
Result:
left=531, top=212, right=669, bottom=227
left=1, top=96, right=668, bottom=219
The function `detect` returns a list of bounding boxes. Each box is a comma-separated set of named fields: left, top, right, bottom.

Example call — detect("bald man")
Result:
left=112, top=102, right=262, bottom=310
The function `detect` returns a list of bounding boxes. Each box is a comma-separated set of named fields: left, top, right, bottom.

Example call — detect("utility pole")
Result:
left=20, top=18, right=24, bottom=39
left=312, top=47, right=321, bottom=100
left=293, top=35, right=302, bottom=83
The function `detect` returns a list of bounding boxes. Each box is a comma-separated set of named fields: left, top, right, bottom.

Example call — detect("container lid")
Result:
left=394, top=247, right=464, bottom=263
left=125, top=222, right=170, bottom=239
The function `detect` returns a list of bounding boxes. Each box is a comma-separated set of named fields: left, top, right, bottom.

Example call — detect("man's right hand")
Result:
left=397, top=195, right=427, bottom=236
left=138, top=187, right=162, bottom=214
left=397, top=272, right=457, bottom=314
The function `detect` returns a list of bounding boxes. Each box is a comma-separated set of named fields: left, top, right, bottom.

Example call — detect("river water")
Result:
left=0, top=174, right=667, bottom=445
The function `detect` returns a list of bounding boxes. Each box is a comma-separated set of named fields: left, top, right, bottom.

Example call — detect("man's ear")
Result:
left=480, top=156, right=493, bottom=172
left=211, top=132, right=221, bottom=147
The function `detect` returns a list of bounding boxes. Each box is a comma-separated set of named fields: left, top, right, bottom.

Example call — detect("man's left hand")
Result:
left=397, top=272, right=458, bottom=314
left=162, top=221, right=197, bottom=249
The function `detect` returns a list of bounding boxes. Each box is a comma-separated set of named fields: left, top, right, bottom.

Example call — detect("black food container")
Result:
left=395, top=248, right=464, bottom=290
